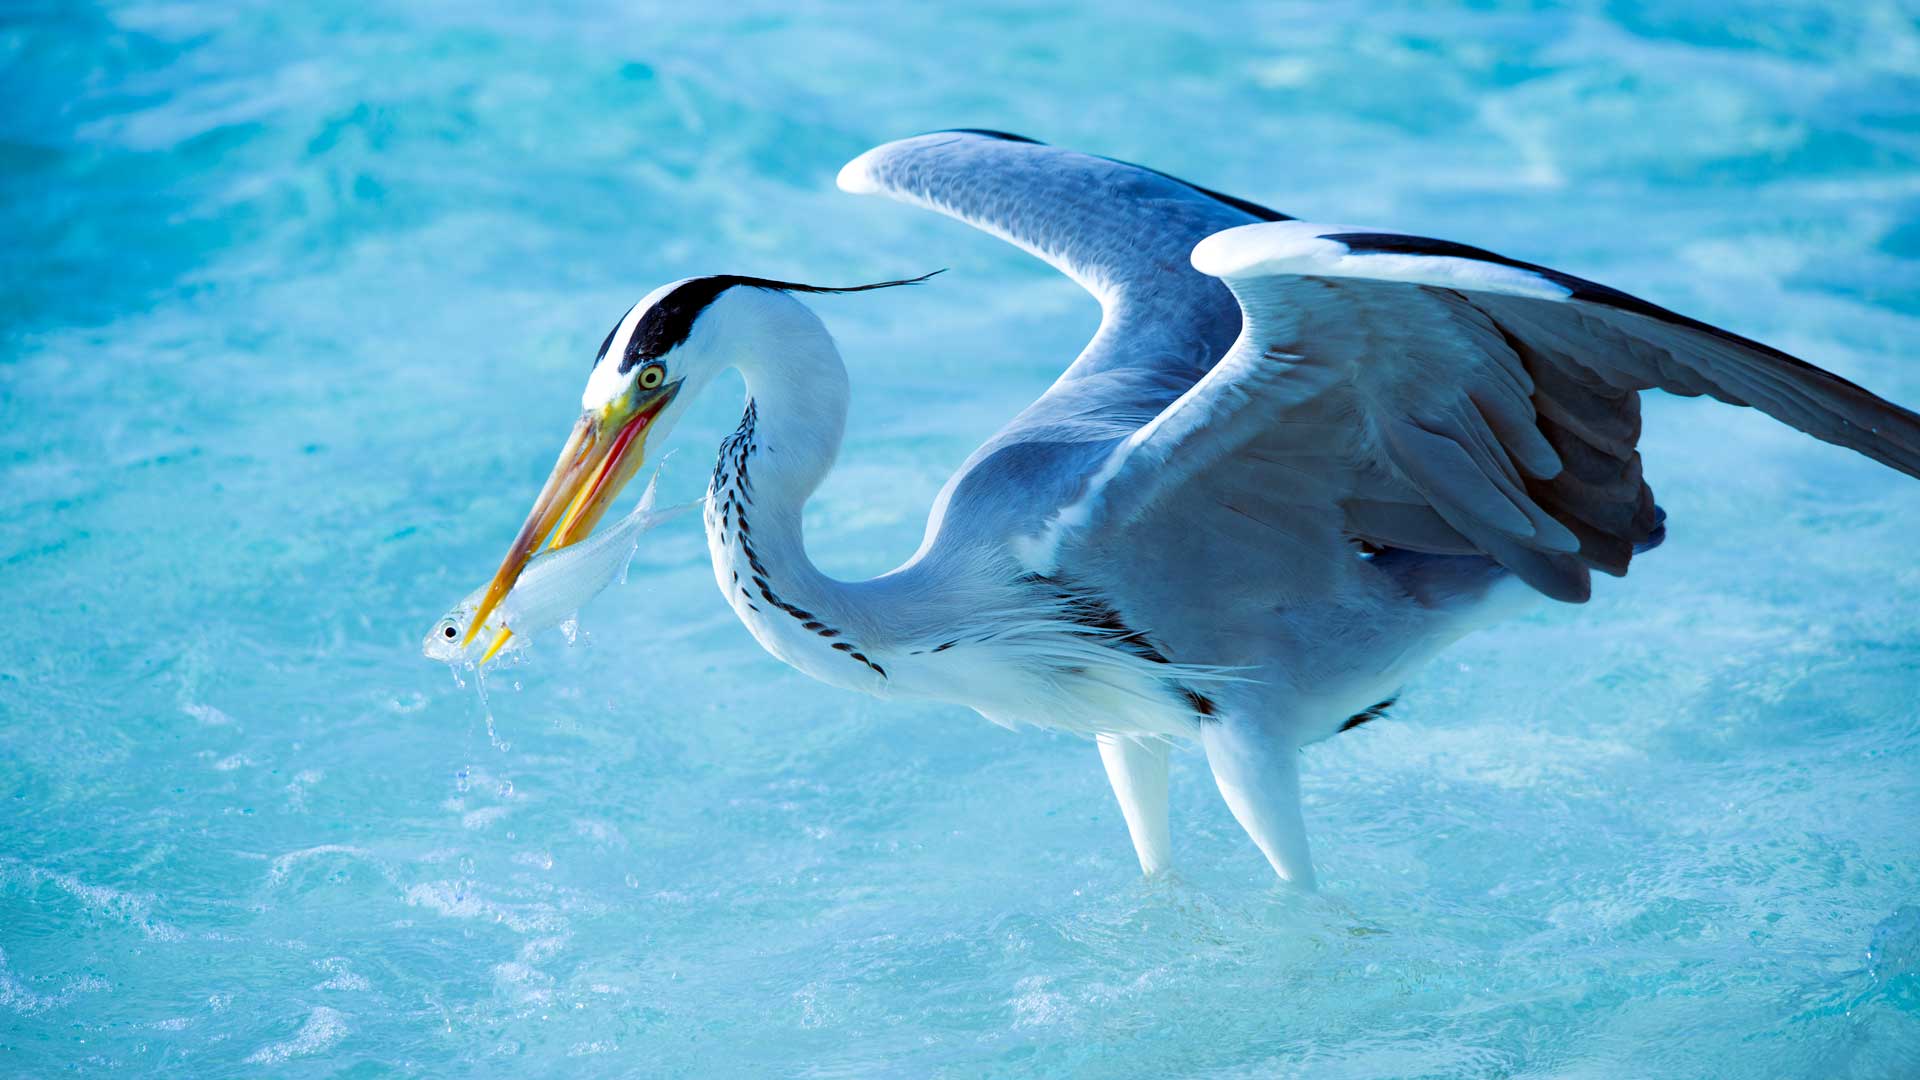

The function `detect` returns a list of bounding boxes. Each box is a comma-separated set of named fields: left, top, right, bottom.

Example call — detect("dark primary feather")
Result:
left=930, top=128, right=1044, bottom=144
left=925, top=128, right=1293, bottom=224
left=1325, top=230, right=1920, bottom=475
left=1327, top=232, right=1877, bottom=386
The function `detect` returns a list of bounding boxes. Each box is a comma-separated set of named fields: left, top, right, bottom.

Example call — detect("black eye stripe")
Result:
left=616, top=271, right=942, bottom=374
left=621, top=279, right=734, bottom=373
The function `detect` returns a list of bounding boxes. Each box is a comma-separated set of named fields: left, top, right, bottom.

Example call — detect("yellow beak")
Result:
left=463, top=391, right=664, bottom=647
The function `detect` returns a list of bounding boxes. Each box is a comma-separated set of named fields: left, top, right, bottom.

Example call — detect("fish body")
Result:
left=423, top=471, right=699, bottom=662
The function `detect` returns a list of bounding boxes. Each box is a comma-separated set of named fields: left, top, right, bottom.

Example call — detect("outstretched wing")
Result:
left=838, top=131, right=1284, bottom=550
left=839, top=128, right=1285, bottom=376
left=1037, top=220, right=1920, bottom=643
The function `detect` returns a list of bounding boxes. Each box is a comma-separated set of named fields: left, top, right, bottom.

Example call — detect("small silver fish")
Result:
left=424, top=469, right=699, bottom=664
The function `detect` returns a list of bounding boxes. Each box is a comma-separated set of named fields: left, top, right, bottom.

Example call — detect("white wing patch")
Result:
left=1192, top=222, right=1575, bottom=302
left=834, top=148, right=887, bottom=196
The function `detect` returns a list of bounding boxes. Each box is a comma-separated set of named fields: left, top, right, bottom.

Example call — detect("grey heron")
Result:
left=464, top=130, right=1920, bottom=887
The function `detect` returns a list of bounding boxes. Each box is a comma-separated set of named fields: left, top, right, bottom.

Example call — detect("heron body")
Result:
left=470, top=131, right=1920, bottom=887
left=695, top=286, right=1245, bottom=739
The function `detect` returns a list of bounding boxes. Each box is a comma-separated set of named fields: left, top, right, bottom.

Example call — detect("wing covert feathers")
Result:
left=1174, top=221, right=1920, bottom=601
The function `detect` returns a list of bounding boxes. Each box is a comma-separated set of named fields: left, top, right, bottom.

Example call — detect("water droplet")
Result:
left=498, top=780, right=514, bottom=798
left=455, top=768, right=471, bottom=793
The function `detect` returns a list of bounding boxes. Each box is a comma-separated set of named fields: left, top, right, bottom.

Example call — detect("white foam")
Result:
left=0, top=860, right=184, bottom=942
left=244, top=1006, right=347, bottom=1064
left=265, top=845, right=376, bottom=887
left=181, top=702, right=235, bottom=726
left=312, top=957, right=371, bottom=992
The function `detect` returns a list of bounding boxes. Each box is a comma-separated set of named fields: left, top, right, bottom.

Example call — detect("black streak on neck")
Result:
left=713, top=402, right=886, bottom=680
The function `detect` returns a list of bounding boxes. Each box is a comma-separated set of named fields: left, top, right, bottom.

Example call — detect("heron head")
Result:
left=464, top=271, right=939, bottom=645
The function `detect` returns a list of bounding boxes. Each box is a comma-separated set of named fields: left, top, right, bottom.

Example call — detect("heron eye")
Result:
left=638, top=364, right=665, bottom=390
left=443, top=625, right=457, bottom=638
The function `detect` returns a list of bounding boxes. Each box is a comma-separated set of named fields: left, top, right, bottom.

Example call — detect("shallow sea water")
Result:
left=5, top=1, right=1920, bottom=1075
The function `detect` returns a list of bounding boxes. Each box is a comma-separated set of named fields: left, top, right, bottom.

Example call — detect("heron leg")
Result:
left=1200, top=719, right=1316, bottom=888
left=1096, top=733, right=1172, bottom=876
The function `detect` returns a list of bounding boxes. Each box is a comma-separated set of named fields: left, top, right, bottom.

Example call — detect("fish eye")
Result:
left=443, top=625, right=458, bottom=639
left=638, top=364, right=665, bottom=390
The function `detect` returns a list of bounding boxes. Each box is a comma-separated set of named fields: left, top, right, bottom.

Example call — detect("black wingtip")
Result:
left=928, top=128, right=1046, bottom=145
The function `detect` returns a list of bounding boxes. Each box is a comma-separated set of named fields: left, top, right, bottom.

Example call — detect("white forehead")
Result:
left=581, top=277, right=697, bottom=410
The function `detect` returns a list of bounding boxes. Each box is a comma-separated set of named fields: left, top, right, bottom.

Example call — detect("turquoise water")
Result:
left=6, top=1, right=1920, bottom=1074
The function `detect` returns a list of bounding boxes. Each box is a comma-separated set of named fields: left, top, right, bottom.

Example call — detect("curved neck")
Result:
left=727, top=298, right=848, bottom=523
left=704, top=291, right=889, bottom=687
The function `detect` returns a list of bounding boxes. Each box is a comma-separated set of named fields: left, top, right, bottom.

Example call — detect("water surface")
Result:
left=4, top=1, right=1920, bottom=1075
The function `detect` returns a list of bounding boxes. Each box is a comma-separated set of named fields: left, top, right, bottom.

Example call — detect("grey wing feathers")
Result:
left=838, top=130, right=1288, bottom=551
left=1477, top=292, right=1920, bottom=475
left=1059, top=220, right=1919, bottom=606
left=840, top=136, right=1920, bottom=608
left=838, top=130, right=1270, bottom=380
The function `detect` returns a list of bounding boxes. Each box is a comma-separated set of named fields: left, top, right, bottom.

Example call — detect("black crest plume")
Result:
left=599, top=270, right=944, bottom=372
